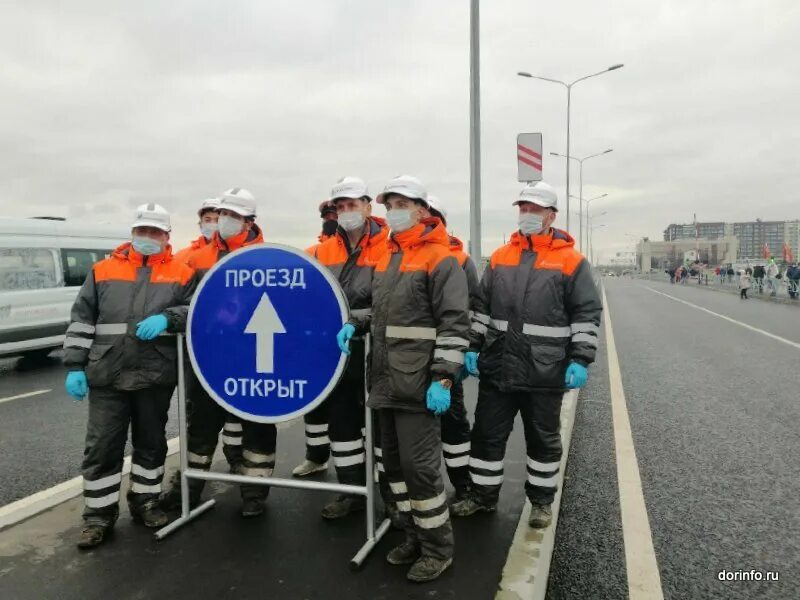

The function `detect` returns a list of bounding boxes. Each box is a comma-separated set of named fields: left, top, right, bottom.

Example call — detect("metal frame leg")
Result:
left=350, top=334, right=390, bottom=569
left=155, top=335, right=216, bottom=540
left=156, top=335, right=391, bottom=567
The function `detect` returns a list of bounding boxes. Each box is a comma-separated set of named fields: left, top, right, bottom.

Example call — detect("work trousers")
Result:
left=187, top=382, right=276, bottom=501
left=81, top=385, right=172, bottom=524
left=440, top=382, right=471, bottom=495
left=381, top=409, right=454, bottom=561
left=469, top=381, right=563, bottom=507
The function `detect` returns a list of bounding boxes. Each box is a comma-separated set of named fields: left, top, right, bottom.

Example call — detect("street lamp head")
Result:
left=549, top=152, right=560, bottom=157
left=608, top=64, right=624, bottom=71
left=603, top=148, right=614, bottom=154
left=517, top=71, right=532, bottom=78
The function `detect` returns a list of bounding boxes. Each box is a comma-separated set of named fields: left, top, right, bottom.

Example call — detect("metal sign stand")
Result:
left=155, top=334, right=390, bottom=569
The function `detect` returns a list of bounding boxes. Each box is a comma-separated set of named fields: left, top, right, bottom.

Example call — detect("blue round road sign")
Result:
left=187, top=244, right=349, bottom=423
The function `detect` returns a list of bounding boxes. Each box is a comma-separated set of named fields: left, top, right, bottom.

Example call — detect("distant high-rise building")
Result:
left=663, top=219, right=799, bottom=259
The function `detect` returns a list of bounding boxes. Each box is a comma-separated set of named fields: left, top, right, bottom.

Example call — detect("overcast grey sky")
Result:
left=1, top=0, right=798, bottom=260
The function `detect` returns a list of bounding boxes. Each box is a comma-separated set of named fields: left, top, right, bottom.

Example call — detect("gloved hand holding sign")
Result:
left=337, top=323, right=356, bottom=355
left=564, top=362, right=588, bottom=389
left=426, top=381, right=451, bottom=416
left=65, top=370, right=88, bottom=401
left=136, top=314, right=168, bottom=340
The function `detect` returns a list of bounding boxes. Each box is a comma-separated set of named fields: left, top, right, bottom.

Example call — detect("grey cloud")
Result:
left=0, top=0, right=797, bottom=259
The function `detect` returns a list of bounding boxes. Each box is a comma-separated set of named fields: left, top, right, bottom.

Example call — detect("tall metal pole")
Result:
left=469, top=0, right=481, bottom=259
left=565, top=86, right=571, bottom=234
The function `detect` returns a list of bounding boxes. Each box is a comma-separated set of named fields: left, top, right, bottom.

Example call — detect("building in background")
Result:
left=608, top=251, right=636, bottom=267
left=663, top=219, right=800, bottom=259
left=637, top=237, right=738, bottom=271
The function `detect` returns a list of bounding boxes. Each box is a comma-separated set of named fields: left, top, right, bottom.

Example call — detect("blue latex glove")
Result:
left=426, top=381, right=451, bottom=416
left=136, top=314, right=168, bottom=340
left=65, top=370, right=88, bottom=401
left=565, top=362, right=588, bottom=389
left=464, top=351, right=480, bottom=377
left=337, top=323, right=356, bottom=354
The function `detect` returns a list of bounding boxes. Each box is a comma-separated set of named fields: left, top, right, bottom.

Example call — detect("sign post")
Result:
left=155, top=244, right=390, bottom=568
left=517, top=132, right=543, bottom=183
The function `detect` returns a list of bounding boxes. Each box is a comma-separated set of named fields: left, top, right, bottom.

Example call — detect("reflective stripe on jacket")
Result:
left=358, top=218, right=470, bottom=412
left=469, top=229, right=602, bottom=392
left=63, top=243, right=196, bottom=391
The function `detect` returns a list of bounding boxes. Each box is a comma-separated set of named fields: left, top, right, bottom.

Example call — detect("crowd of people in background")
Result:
left=665, top=257, right=800, bottom=300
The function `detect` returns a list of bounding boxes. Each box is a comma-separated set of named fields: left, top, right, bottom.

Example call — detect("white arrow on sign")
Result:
left=244, top=292, right=287, bottom=374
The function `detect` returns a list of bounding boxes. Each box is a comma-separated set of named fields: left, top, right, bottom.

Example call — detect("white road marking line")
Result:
left=644, top=286, right=800, bottom=350
left=603, top=286, right=664, bottom=600
left=0, top=437, right=180, bottom=530
left=0, top=389, right=52, bottom=405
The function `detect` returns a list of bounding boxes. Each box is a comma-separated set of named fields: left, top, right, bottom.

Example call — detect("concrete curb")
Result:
left=496, top=388, right=580, bottom=600
left=0, top=437, right=180, bottom=531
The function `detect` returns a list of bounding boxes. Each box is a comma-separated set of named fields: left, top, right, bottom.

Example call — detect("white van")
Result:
left=0, top=217, right=129, bottom=359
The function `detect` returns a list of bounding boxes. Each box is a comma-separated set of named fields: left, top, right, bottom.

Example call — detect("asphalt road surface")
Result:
left=0, top=350, right=179, bottom=506
left=1, top=277, right=797, bottom=599
left=549, top=277, right=798, bottom=599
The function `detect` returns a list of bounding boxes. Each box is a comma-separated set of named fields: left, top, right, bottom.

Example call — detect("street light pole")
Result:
left=590, top=223, right=606, bottom=265
left=469, top=0, right=481, bottom=260
left=554, top=150, right=613, bottom=251
left=588, top=211, right=607, bottom=263
left=517, top=64, right=623, bottom=237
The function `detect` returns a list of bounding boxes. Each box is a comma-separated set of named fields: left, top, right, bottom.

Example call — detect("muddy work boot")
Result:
left=76, top=523, right=112, bottom=550
left=528, top=503, right=553, bottom=529
left=386, top=540, right=420, bottom=565
left=131, top=505, right=169, bottom=528
left=321, top=495, right=366, bottom=520
left=291, top=459, right=328, bottom=478
left=407, top=556, right=453, bottom=583
left=159, top=475, right=204, bottom=512
left=450, top=496, right=496, bottom=518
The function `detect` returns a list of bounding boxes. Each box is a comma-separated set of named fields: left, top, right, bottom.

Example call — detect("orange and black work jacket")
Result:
left=188, top=224, right=264, bottom=280
left=311, top=217, right=389, bottom=383
left=63, top=243, right=196, bottom=391
left=448, top=235, right=481, bottom=313
left=469, top=229, right=602, bottom=393
left=174, top=235, right=210, bottom=264
left=305, top=233, right=334, bottom=256
left=311, top=217, right=388, bottom=321
left=353, top=218, right=470, bottom=412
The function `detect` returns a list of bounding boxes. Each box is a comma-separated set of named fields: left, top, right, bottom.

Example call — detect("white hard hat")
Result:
left=132, top=203, right=171, bottom=232
left=513, top=181, right=558, bottom=211
left=376, top=175, right=429, bottom=207
left=427, top=195, right=447, bottom=224
left=218, top=188, right=256, bottom=218
left=198, top=198, right=220, bottom=217
left=330, top=177, right=371, bottom=202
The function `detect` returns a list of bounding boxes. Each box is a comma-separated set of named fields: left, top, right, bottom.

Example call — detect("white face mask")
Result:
left=200, top=223, right=218, bottom=240
left=218, top=215, right=244, bottom=240
left=387, top=209, right=415, bottom=233
left=338, top=211, right=365, bottom=232
left=518, top=213, right=545, bottom=235
left=131, top=235, right=163, bottom=256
